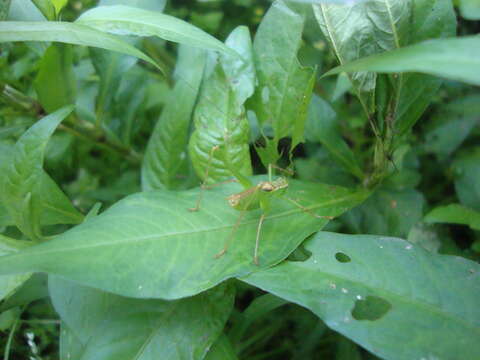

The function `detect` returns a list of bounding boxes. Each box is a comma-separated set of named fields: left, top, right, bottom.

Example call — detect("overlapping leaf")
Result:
left=0, top=106, right=83, bottom=239
left=0, top=234, right=31, bottom=302
left=189, top=26, right=254, bottom=183
left=34, top=44, right=76, bottom=113
left=315, top=0, right=456, bottom=135
left=425, top=204, right=480, bottom=231
left=242, top=231, right=480, bottom=360
left=0, top=179, right=368, bottom=299
left=0, top=21, right=160, bottom=70
left=142, top=45, right=206, bottom=190
left=50, top=277, right=234, bottom=360
left=249, top=0, right=315, bottom=165
left=76, top=5, right=237, bottom=57
left=323, top=37, right=480, bottom=87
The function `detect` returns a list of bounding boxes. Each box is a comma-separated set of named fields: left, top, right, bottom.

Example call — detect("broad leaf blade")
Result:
left=76, top=5, right=237, bottom=57
left=313, top=0, right=412, bottom=115
left=89, top=47, right=137, bottom=128
left=0, top=106, right=83, bottom=239
left=452, top=147, right=480, bottom=211
left=142, top=45, right=206, bottom=191
left=425, top=204, right=480, bottom=230
left=342, top=187, right=425, bottom=238
left=324, top=36, right=480, bottom=86
left=99, top=0, right=167, bottom=12
left=34, top=44, right=76, bottom=113
left=305, top=95, right=363, bottom=179
left=0, top=0, right=10, bottom=20
left=0, top=179, right=369, bottom=299
left=0, top=234, right=31, bottom=302
left=189, top=27, right=254, bottom=184
left=242, top=232, right=480, bottom=360
left=250, top=0, right=315, bottom=163
left=0, top=21, right=160, bottom=71
left=50, top=277, right=234, bottom=360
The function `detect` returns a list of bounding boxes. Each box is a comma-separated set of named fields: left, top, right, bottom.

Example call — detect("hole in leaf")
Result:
left=351, top=296, right=391, bottom=321
left=335, top=252, right=351, bottom=263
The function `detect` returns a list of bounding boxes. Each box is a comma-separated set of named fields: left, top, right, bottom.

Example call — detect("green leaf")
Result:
left=7, top=0, right=45, bottom=21
left=0, top=234, right=31, bottom=302
left=459, top=0, right=480, bottom=19
left=452, top=148, right=480, bottom=211
left=60, top=322, right=83, bottom=360
left=50, top=277, right=234, bottom=360
left=313, top=0, right=412, bottom=115
left=0, top=21, right=161, bottom=71
left=324, top=36, right=480, bottom=86
left=142, top=45, right=206, bottom=191
left=205, top=334, right=238, bottom=360
left=0, top=273, right=48, bottom=312
left=189, top=27, right=254, bottom=184
left=242, top=231, right=480, bottom=360
left=249, top=0, right=315, bottom=163
left=423, top=94, right=480, bottom=157
left=0, top=106, right=83, bottom=239
left=51, top=0, right=67, bottom=15
left=342, top=187, right=425, bottom=238
left=305, top=95, right=363, bottom=180
left=34, top=44, right=76, bottom=113
left=315, top=0, right=456, bottom=135
left=0, top=179, right=368, bottom=299
left=0, top=0, right=11, bottom=20
left=89, top=46, right=137, bottom=128
left=31, top=0, right=55, bottom=20
left=99, top=0, right=166, bottom=12
left=425, top=204, right=480, bottom=231
left=76, top=5, right=237, bottom=57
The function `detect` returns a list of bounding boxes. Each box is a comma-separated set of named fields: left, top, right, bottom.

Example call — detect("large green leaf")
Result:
left=189, top=26, right=254, bottom=183
left=423, top=94, right=480, bottom=157
left=459, top=0, right=480, bottom=19
left=50, top=277, right=234, bottom=360
left=99, top=0, right=166, bottom=12
left=89, top=47, right=137, bottom=128
left=76, top=5, right=237, bottom=57
left=0, top=234, right=31, bottom=302
left=315, top=0, right=456, bottom=135
left=0, top=0, right=10, bottom=20
left=142, top=45, right=206, bottom=191
left=0, top=21, right=160, bottom=70
left=34, top=44, right=76, bottom=113
left=314, top=0, right=412, bottom=114
left=425, top=204, right=480, bottom=231
left=305, top=95, right=363, bottom=180
left=31, top=0, right=55, bottom=20
left=452, top=147, right=480, bottom=211
left=205, top=334, right=238, bottom=360
left=0, top=179, right=368, bottom=299
left=323, top=36, right=480, bottom=87
left=7, top=0, right=45, bottom=21
left=0, top=106, right=83, bottom=239
left=242, top=231, right=480, bottom=360
left=342, top=187, right=425, bottom=238
left=249, top=0, right=315, bottom=164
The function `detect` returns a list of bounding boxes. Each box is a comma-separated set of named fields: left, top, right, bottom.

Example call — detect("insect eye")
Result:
left=261, top=183, right=274, bottom=192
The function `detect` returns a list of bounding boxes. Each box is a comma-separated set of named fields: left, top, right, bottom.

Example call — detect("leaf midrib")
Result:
left=12, top=192, right=361, bottom=257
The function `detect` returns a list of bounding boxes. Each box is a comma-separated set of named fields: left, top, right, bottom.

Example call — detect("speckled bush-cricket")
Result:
left=189, top=147, right=333, bottom=265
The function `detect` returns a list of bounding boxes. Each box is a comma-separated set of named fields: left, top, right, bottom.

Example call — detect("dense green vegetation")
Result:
left=1, top=0, right=479, bottom=359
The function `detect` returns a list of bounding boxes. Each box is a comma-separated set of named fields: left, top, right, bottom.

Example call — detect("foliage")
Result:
left=0, top=0, right=479, bottom=359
